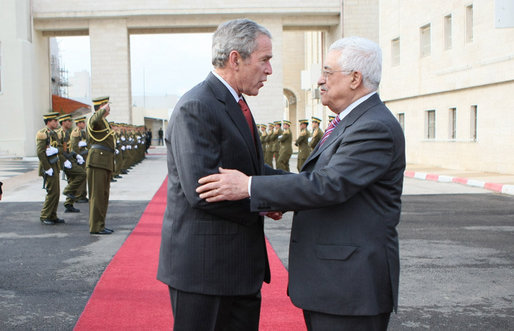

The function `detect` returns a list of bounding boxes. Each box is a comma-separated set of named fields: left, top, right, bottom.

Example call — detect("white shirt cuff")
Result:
left=248, top=176, right=252, bottom=197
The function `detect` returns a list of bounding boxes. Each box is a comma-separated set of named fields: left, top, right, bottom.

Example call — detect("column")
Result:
left=89, top=19, right=132, bottom=123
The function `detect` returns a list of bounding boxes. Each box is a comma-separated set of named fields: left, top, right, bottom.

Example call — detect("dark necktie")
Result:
left=238, top=99, right=255, bottom=141
left=319, top=115, right=341, bottom=147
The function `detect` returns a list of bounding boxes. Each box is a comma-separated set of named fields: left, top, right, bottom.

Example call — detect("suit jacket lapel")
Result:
left=301, top=93, right=383, bottom=170
left=206, top=73, right=261, bottom=173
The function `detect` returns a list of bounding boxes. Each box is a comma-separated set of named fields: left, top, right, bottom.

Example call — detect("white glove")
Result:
left=117, top=139, right=120, bottom=144
left=278, top=135, right=283, bottom=139
left=127, top=145, right=132, bottom=150
left=115, top=149, right=120, bottom=154
left=76, top=155, right=84, bottom=164
left=121, top=136, right=126, bottom=141
left=64, top=160, right=72, bottom=169
left=46, top=146, right=58, bottom=156
left=44, top=168, right=54, bottom=176
left=308, top=137, right=312, bottom=143
left=135, top=145, right=138, bottom=149
left=78, top=141, right=87, bottom=147
left=121, top=146, right=126, bottom=151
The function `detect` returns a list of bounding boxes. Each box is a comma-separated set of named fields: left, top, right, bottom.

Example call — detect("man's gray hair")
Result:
left=212, top=18, right=272, bottom=68
left=329, top=36, right=382, bottom=91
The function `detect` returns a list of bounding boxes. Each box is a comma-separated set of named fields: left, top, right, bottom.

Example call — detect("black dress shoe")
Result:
left=90, top=229, right=112, bottom=235
left=110, top=179, right=117, bottom=182
left=121, top=170, right=128, bottom=174
left=76, top=198, right=89, bottom=203
left=104, top=228, right=114, bottom=233
left=64, top=205, right=80, bottom=213
left=52, top=218, right=66, bottom=224
left=114, top=175, right=122, bottom=178
left=40, top=219, right=55, bottom=225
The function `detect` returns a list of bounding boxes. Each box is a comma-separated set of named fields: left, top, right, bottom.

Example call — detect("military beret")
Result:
left=58, top=114, right=72, bottom=122
left=311, top=116, right=321, bottom=123
left=43, top=112, right=60, bottom=120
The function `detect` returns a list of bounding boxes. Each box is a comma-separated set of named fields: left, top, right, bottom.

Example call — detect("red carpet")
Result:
left=74, top=178, right=304, bottom=330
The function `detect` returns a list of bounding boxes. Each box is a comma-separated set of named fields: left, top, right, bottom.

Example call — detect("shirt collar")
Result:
left=337, top=91, right=376, bottom=121
left=212, top=70, right=241, bottom=103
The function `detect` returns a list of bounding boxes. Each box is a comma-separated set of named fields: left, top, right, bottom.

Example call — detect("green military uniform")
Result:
left=295, top=119, right=311, bottom=171
left=56, top=114, right=86, bottom=212
left=87, top=96, right=116, bottom=234
left=258, top=124, right=268, bottom=164
left=309, top=116, right=324, bottom=151
left=264, top=123, right=274, bottom=167
left=36, top=112, right=63, bottom=225
left=277, top=120, right=292, bottom=171
left=70, top=116, right=89, bottom=201
left=270, top=122, right=283, bottom=169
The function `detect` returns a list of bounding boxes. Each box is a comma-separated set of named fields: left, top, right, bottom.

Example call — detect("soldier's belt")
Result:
left=80, top=150, right=88, bottom=156
left=48, top=156, right=59, bottom=164
left=91, top=144, right=114, bottom=153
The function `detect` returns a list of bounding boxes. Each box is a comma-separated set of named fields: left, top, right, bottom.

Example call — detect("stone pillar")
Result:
left=89, top=19, right=132, bottom=123
left=246, top=17, right=284, bottom=125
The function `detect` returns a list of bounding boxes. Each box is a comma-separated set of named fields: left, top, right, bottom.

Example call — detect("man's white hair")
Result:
left=329, top=36, right=382, bottom=91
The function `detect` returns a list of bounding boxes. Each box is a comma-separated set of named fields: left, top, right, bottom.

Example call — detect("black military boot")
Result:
left=64, top=204, right=80, bottom=213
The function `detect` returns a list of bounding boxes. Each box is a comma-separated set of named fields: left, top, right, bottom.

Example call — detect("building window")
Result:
left=466, top=5, right=473, bottom=43
left=470, top=105, right=477, bottom=141
left=425, top=110, right=436, bottom=139
left=444, top=14, right=453, bottom=50
left=449, top=108, right=456, bottom=139
left=397, top=113, right=405, bottom=132
left=420, top=24, right=431, bottom=57
left=391, top=38, right=400, bottom=66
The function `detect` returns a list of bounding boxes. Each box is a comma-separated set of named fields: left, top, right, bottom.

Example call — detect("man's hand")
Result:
left=44, top=168, right=54, bottom=177
left=78, top=141, right=87, bottom=147
left=64, top=160, right=72, bottom=169
left=197, top=167, right=250, bottom=202
left=76, top=155, right=84, bottom=164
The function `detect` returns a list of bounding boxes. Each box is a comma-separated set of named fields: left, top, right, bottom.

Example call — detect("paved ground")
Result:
left=1, top=148, right=513, bottom=330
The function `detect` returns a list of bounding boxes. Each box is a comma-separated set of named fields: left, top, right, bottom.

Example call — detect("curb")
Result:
left=404, top=171, right=514, bottom=196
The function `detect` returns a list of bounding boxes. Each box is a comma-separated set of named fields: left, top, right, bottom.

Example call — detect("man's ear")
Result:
left=228, top=50, right=240, bottom=69
left=350, top=71, right=363, bottom=89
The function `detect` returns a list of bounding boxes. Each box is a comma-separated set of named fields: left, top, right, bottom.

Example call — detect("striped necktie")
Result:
left=319, top=115, right=341, bottom=147
left=238, top=99, right=255, bottom=141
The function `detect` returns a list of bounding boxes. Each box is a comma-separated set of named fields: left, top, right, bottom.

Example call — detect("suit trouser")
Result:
left=168, top=287, right=261, bottom=331
left=63, top=163, right=86, bottom=205
left=303, top=310, right=391, bottom=331
left=40, top=168, right=60, bottom=220
left=87, top=166, right=111, bottom=233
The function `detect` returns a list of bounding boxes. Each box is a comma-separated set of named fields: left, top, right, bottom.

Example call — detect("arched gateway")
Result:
left=33, top=0, right=342, bottom=125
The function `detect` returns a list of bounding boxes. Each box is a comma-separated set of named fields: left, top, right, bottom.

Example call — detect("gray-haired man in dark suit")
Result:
left=197, top=36, right=406, bottom=331
left=157, top=18, right=283, bottom=330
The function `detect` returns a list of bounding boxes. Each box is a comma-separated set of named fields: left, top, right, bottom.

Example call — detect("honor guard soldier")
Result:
left=87, top=96, right=115, bottom=235
left=36, top=112, right=64, bottom=225
left=270, top=121, right=283, bottom=168
left=258, top=124, right=267, bottom=161
left=264, top=122, right=274, bottom=166
left=277, top=120, right=292, bottom=171
left=70, top=116, right=89, bottom=203
left=309, top=116, right=324, bottom=151
left=57, top=114, right=86, bottom=213
left=295, top=119, right=311, bottom=171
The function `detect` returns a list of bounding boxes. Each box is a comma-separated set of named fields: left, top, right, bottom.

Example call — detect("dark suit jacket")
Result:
left=157, top=72, right=280, bottom=296
left=250, top=93, right=406, bottom=316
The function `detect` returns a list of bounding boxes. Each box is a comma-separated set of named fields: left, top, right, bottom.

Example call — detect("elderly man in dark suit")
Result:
left=197, top=36, right=406, bottom=331
left=157, top=18, right=283, bottom=331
